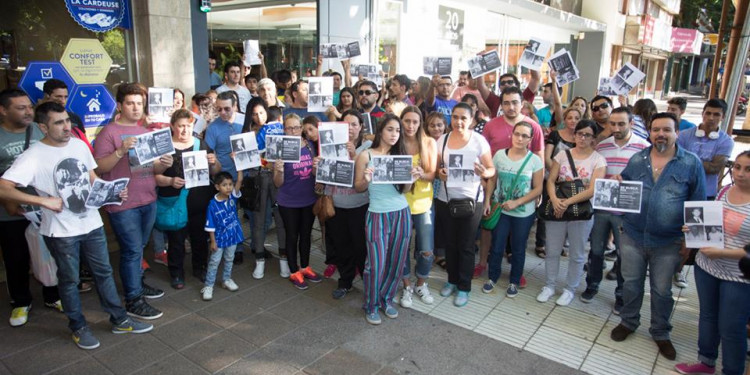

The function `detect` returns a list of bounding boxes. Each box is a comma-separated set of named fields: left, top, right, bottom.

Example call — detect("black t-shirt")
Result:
left=158, top=139, right=216, bottom=214
left=545, top=130, right=576, bottom=159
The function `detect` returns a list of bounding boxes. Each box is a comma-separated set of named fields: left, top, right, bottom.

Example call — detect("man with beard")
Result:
left=582, top=108, right=649, bottom=309
left=283, top=80, right=326, bottom=121
left=425, top=74, right=457, bottom=125
left=387, top=74, right=413, bottom=106
left=591, top=95, right=613, bottom=141
left=610, top=112, right=705, bottom=361
left=476, top=71, right=540, bottom=118
left=357, top=80, right=385, bottom=119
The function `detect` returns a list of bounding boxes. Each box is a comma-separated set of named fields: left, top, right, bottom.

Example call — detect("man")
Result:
left=205, top=91, right=243, bottom=180
left=590, top=95, right=613, bottom=141
left=457, top=71, right=470, bottom=87
left=357, top=80, right=385, bottom=119
left=257, top=78, right=285, bottom=109
left=582, top=107, right=649, bottom=309
left=0, top=89, right=61, bottom=326
left=387, top=74, right=413, bottom=106
left=41, top=79, right=84, bottom=133
left=425, top=74, right=457, bottom=125
left=478, top=71, right=540, bottom=118
left=452, top=72, right=488, bottom=113
left=93, top=83, right=170, bottom=320
left=0, top=102, right=153, bottom=349
left=331, top=71, right=343, bottom=106
left=244, top=73, right=260, bottom=97
left=216, top=61, right=251, bottom=113
left=666, top=97, right=696, bottom=131
left=535, top=82, right=558, bottom=129
left=611, top=112, right=706, bottom=361
left=284, top=80, right=327, bottom=121
left=209, top=54, right=222, bottom=89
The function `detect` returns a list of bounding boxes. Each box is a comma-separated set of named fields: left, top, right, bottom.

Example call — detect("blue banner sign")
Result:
left=67, top=84, right=116, bottom=129
left=18, top=62, right=77, bottom=104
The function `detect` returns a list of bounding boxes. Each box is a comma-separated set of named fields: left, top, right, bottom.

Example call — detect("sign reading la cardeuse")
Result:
left=65, top=0, right=126, bottom=33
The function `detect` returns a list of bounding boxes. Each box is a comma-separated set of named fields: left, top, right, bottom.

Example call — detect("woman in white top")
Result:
left=435, top=103, right=495, bottom=307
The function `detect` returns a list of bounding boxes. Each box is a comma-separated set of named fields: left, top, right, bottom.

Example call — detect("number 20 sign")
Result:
left=438, top=5, right=464, bottom=48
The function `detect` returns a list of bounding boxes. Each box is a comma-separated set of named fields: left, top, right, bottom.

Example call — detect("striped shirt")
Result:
left=696, top=186, right=750, bottom=283
left=595, top=134, right=650, bottom=178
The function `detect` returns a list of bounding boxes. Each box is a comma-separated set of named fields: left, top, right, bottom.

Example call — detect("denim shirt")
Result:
left=621, top=145, right=706, bottom=247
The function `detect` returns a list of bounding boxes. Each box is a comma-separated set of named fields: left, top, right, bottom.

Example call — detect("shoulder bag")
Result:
left=537, top=149, right=593, bottom=221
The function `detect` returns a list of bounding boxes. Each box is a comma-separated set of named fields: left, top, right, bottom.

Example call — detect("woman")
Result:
left=461, top=93, right=486, bottom=134
left=537, top=119, right=606, bottom=306
left=302, top=115, right=321, bottom=148
left=435, top=103, right=495, bottom=307
left=632, top=98, right=656, bottom=139
left=323, top=109, right=372, bottom=299
left=398, top=106, right=437, bottom=308
left=409, top=76, right=431, bottom=113
left=674, top=151, right=750, bottom=375
left=520, top=101, right=540, bottom=124
left=326, top=87, right=357, bottom=121
left=273, top=113, right=321, bottom=290
left=173, top=89, right=186, bottom=110
left=354, top=114, right=418, bottom=324
left=483, top=122, right=544, bottom=297
left=568, top=96, right=591, bottom=122
left=424, top=112, right=448, bottom=269
left=155, top=109, right=221, bottom=288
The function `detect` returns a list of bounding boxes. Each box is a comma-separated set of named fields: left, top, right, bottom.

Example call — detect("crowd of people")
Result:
left=0, top=50, right=748, bottom=375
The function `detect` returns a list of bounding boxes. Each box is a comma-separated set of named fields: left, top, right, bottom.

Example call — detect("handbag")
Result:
left=481, top=151, right=532, bottom=230
left=537, top=150, right=593, bottom=221
left=441, top=133, right=480, bottom=218
left=155, top=138, right=199, bottom=230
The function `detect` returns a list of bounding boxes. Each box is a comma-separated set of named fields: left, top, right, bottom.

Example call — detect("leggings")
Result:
left=278, top=204, right=315, bottom=274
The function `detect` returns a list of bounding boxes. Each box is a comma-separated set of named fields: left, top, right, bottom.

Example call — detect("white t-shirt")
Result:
left=216, top=84, right=252, bottom=113
left=3, top=138, right=103, bottom=237
left=436, top=132, right=491, bottom=202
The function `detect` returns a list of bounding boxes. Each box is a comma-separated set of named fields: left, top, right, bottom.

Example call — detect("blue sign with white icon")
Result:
left=67, top=84, right=116, bottom=129
left=65, top=0, right=126, bottom=33
left=18, top=62, right=77, bottom=104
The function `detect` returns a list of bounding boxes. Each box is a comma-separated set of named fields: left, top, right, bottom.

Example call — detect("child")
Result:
left=202, top=171, right=244, bottom=301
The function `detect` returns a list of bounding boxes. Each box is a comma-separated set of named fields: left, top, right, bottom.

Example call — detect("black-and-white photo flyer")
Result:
left=518, top=38, right=552, bottom=71
left=362, top=113, right=374, bottom=135
left=316, top=159, right=355, bottom=187
left=611, top=62, right=646, bottom=96
left=371, top=155, right=413, bottom=184
left=148, top=87, right=174, bottom=123
left=350, top=63, right=378, bottom=78
left=183, top=150, right=210, bottom=189
left=318, top=122, right=350, bottom=160
left=243, top=39, right=261, bottom=66
left=320, top=43, right=339, bottom=59
left=308, top=77, right=334, bottom=113
left=598, top=77, right=618, bottom=96
left=230, top=132, right=261, bottom=171
left=85, top=177, right=129, bottom=209
left=592, top=179, right=643, bottom=213
left=467, top=50, right=502, bottom=79
left=446, top=151, right=477, bottom=187
left=684, top=201, right=724, bottom=248
left=346, top=41, right=361, bottom=58
left=134, top=127, right=175, bottom=165
left=265, top=135, right=302, bottom=163
left=547, top=49, right=580, bottom=87
left=423, top=57, right=452, bottom=76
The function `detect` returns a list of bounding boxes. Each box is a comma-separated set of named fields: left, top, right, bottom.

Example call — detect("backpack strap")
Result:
left=716, top=184, right=731, bottom=201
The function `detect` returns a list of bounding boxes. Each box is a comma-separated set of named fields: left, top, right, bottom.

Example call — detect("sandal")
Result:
left=435, top=258, right=447, bottom=270
left=535, top=247, right=546, bottom=258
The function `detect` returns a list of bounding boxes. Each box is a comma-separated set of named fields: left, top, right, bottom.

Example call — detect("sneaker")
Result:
left=674, top=271, right=688, bottom=288
left=519, top=276, right=527, bottom=289
left=481, top=280, right=496, bottom=294
left=472, top=264, right=486, bottom=279
left=536, top=286, right=555, bottom=303
left=45, top=300, right=64, bottom=313
left=9, top=305, right=31, bottom=327
left=415, top=283, right=434, bottom=304
left=290, top=271, right=308, bottom=290
left=506, top=283, right=519, bottom=298
left=72, top=326, right=100, bottom=350
left=153, top=251, right=168, bottom=266
left=440, top=282, right=457, bottom=297
left=580, top=288, right=597, bottom=303
left=605, top=269, right=618, bottom=280
left=454, top=291, right=469, bottom=307
left=610, top=323, right=634, bottom=342
left=78, top=281, right=93, bottom=293
left=605, top=241, right=616, bottom=251
left=279, top=259, right=291, bottom=278
left=674, top=362, right=716, bottom=374
left=300, top=266, right=322, bottom=283
left=556, top=290, right=574, bottom=306
left=142, top=283, right=165, bottom=299
left=365, top=311, right=382, bottom=325
left=222, top=279, right=239, bottom=292
left=331, top=287, right=351, bottom=300
left=323, top=264, right=336, bottom=278
left=126, top=298, right=163, bottom=320
left=112, top=317, right=154, bottom=334
left=201, top=286, right=214, bottom=301
left=383, top=304, right=399, bottom=318
left=400, top=286, right=414, bottom=308
left=141, top=258, right=150, bottom=271
left=233, top=251, right=244, bottom=265
left=604, top=249, right=618, bottom=261
left=253, top=260, right=265, bottom=279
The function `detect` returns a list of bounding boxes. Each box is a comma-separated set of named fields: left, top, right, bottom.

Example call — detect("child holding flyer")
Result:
left=202, top=171, right=244, bottom=301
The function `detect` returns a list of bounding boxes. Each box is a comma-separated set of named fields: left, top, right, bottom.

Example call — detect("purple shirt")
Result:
left=277, top=144, right=317, bottom=208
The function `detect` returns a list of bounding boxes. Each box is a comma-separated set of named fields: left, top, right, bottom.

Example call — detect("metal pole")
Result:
left=709, top=0, right=731, bottom=99
left=720, top=0, right=750, bottom=133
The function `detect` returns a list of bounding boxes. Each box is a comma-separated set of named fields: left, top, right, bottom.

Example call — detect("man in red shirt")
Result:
left=477, top=71, right=540, bottom=118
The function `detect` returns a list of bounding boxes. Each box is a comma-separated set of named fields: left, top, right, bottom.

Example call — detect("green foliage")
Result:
left=217, top=44, right=243, bottom=78
left=676, top=0, right=725, bottom=30
left=100, top=29, right=125, bottom=62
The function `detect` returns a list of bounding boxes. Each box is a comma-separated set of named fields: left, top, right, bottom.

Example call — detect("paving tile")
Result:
left=219, top=354, right=298, bottom=375
left=596, top=321, right=659, bottom=362
left=268, top=294, right=335, bottom=325
left=524, top=326, right=593, bottom=369
left=581, top=344, right=656, bottom=375
left=340, top=327, right=412, bottom=364
left=180, top=330, right=258, bottom=373
left=0, top=317, right=64, bottom=359
left=2, top=337, right=88, bottom=374
left=231, top=311, right=297, bottom=347
left=47, top=357, right=114, bottom=375
left=131, top=353, right=209, bottom=375
left=451, top=338, right=586, bottom=375
left=428, top=297, right=493, bottom=330
left=151, top=313, right=224, bottom=350
left=146, top=295, right=193, bottom=326
left=95, top=334, right=173, bottom=375
left=542, top=305, right=607, bottom=341
left=494, top=292, right=554, bottom=324
left=303, top=348, right=381, bottom=375
left=252, top=333, right=337, bottom=370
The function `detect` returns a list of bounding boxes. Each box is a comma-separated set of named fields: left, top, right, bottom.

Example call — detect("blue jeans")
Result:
left=43, top=227, right=127, bottom=332
left=586, top=212, right=623, bottom=293
left=205, top=245, right=236, bottom=287
left=149, top=228, right=167, bottom=255
left=694, top=265, right=750, bottom=375
left=619, top=232, right=682, bottom=340
left=403, top=210, right=434, bottom=280
left=488, top=213, right=535, bottom=284
left=108, top=202, right=157, bottom=301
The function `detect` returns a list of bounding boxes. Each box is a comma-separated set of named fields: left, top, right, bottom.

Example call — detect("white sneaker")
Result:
left=253, top=260, right=265, bottom=279
left=222, top=279, right=239, bottom=292
left=415, top=283, right=434, bottom=304
left=673, top=271, right=688, bottom=288
left=556, top=290, right=575, bottom=306
left=201, top=286, right=213, bottom=301
left=279, top=259, right=291, bottom=278
left=400, top=286, right=414, bottom=308
left=536, top=286, right=555, bottom=303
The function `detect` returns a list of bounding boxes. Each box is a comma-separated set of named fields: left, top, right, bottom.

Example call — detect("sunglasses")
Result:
left=591, top=102, right=610, bottom=112
left=499, top=79, right=516, bottom=86
left=358, top=90, right=375, bottom=96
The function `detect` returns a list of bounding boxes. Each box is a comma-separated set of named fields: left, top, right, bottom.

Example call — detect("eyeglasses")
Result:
left=499, top=79, right=516, bottom=86
left=512, top=132, right=531, bottom=139
left=591, top=102, right=610, bottom=112
left=358, top=90, right=375, bottom=96
left=575, top=132, right=594, bottom=139
left=285, top=126, right=302, bottom=131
